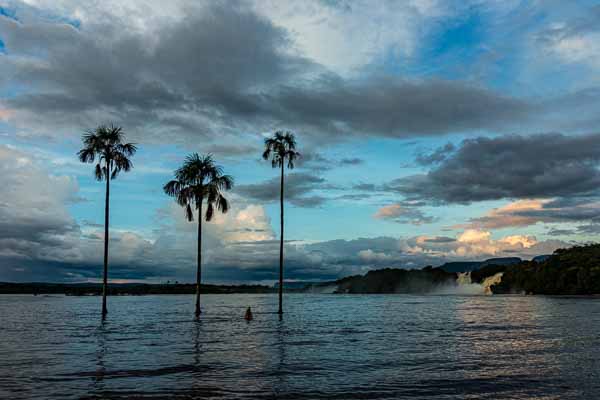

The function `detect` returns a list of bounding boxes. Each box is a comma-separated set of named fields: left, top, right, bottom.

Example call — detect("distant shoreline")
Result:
left=2, top=281, right=600, bottom=297
left=0, top=282, right=279, bottom=295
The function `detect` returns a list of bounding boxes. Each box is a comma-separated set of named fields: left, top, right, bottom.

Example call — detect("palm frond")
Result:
left=116, top=142, right=138, bottom=157
left=113, top=153, right=133, bottom=173
left=284, top=132, right=297, bottom=149
left=166, top=153, right=232, bottom=224
left=205, top=203, right=214, bottom=222
left=263, top=131, right=299, bottom=170
left=78, top=147, right=96, bottom=163
left=94, top=163, right=104, bottom=181
left=185, top=203, right=194, bottom=222
left=79, top=123, right=135, bottom=182
left=262, top=147, right=272, bottom=160
left=206, top=183, right=218, bottom=204
left=163, top=180, right=182, bottom=197
left=215, top=175, right=234, bottom=190
left=177, top=187, right=194, bottom=207
left=216, top=194, right=229, bottom=214
left=287, top=150, right=300, bottom=169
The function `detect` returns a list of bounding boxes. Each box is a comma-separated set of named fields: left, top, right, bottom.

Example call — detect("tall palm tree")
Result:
left=78, top=124, right=137, bottom=318
left=262, top=131, right=300, bottom=315
left=163, top=154, right=233, bottom=317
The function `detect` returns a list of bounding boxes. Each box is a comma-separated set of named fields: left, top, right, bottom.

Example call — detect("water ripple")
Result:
left=1, top=294, right=599, bottom=399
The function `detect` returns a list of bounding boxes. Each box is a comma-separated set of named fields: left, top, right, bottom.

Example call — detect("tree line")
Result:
left=491, top=244, right=600, bottom=295
left=78, top=125, right=299, bottom=318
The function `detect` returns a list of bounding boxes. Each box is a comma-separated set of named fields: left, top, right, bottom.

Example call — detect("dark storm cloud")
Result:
left=422, top=236, right=456, bottom=243
left=0, top=3, right=315, bottom=141
left=294, top=151, right=365, bottom=172
left=415, top=142, right=455, bottom=165
left=387, top=133, right=600, bottom=204
left=0, top=2, right=536, bottom=143
left=293, top=151, right=330, bottom=171
left=235, top=173, right=329, bottom=207
left=546, top=223, right=600, bottom=237
left=546, top=228, right=576, bottom=237
left=577, top=223, right=600, bottom=234
left=517, top=203, right=600, bottom=223
left=339, top=157, right=364, bottom=166
left=374, top=203, right=437, bottom=225
left=467, top=197, right=600, bottom=230
left=268, top=76, right=531, bottom=139
left=352, top=183, right=378, bottom=191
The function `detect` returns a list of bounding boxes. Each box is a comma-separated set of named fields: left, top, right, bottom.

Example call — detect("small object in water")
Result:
left=244, top=307, right=253, bottom=321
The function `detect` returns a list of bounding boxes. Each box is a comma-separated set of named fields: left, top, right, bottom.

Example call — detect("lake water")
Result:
left=1, top=294, right=599, bottom=399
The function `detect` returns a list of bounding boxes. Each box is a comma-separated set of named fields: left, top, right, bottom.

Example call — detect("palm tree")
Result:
left=78, top=124, right=137, bottom=318
left=262, top=131, right=300, bottom=315
left=163, top=154, right=233, bottom=317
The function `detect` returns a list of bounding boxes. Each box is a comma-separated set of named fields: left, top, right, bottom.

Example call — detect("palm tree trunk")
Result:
left=195, top=201, right=202, bottom=317
left=278, top=161, right=284, bottom=315
left=102, top=166, right=110, bottom=318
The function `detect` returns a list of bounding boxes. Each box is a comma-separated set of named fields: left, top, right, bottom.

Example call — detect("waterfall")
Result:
left=452, top=271, right=503, bottom=295
left=456, top=272, right=472, bottom=285
left=482, top=272, right=503, bottom=295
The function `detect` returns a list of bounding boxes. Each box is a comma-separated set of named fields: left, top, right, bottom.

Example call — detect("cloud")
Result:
left=0, top=145, right=177, bottom=281
left=546, top=228, right=576, bottom=237
left=0, top=144, right=279, bottom=282
left=293, top=151, right=364, bottom=172
left=415, top=142, right=455, bottom=165
left=235, top=172, right=329, bottom=207
left=1, top=1, right=597, bottom=284
left=387, top=133, right=600, bottom=204
left=0, top=144, right=80, bottom=261
left=547, top=223, right=600, bottom=237
left=467, top=198, right=600, bottom=230
left=0, top=145, right=379, bottom=283
left=466, top=199, right=551, bottom=229
left=339, top=157, right=364, bottom=166
left=374, top=203, right=436, bottom=225
left=270, top=77, right=530, bottom=139
left=427, top=229, right=550, bottom=259
left=576, top=223, right=600, bottom=235
left=0, top=146, right=571, bottom=284
left=252, top=0, right=444, bottom=73
left=421, top=236, right=456, bottom=243
left=538, top=5, right=600, bottom=68
left=0, top=1, right=539, bottom=146
left=1, top=139, right=368, bottom=284
left=0, top=2, right=314, bottom=143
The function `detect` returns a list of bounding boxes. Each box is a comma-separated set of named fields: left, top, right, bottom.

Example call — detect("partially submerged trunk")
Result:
left=196, top=200, right=203, bottom=317
left=278, top=161, right=284, bottom=315
left=102, top=162, right=110, bottom=318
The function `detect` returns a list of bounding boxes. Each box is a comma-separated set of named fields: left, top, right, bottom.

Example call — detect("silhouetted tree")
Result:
left=164, top=154, right=233, bottom=317
left=78, top=124, right=137, bottom=318
left=262, top=131, right=300, bottom=314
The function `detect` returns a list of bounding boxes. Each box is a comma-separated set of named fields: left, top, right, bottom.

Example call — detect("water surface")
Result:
left=1, top=294, right=599, bottom=399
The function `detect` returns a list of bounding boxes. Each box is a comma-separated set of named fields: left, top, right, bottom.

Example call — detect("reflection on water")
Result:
left=0, top=294, right=599, bottom=399
left=94, top=321, right=107, bottom=389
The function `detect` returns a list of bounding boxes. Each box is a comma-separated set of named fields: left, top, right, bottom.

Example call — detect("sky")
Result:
left=1, top=0, right=600, bottom=284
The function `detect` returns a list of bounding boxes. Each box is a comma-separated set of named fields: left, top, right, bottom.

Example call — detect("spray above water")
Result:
left=457, top=272, right=472, bottom=285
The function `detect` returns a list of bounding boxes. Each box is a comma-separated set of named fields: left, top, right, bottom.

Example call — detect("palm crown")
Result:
left=77, top=124, right=137, bottom=180
left=163, top=154, right=233, bottom=222
left=262, top=131, right=300, bottom=169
